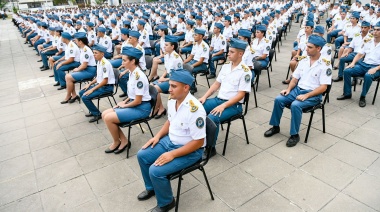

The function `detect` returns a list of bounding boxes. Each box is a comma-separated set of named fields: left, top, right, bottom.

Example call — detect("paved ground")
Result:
left=0, top=17, right=380, bottom=212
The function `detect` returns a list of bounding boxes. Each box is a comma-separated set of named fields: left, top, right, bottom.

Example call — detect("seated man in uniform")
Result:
left=79, top=44, right=116, bottom=123
left=337, top=21, right=380, bottom=107
left=264, top=35, right=332, bottom=147
left=208, top=23, right=227, bottom=79
left=198, top=38, right=252, bottom=158
left=137, top=70, right=206, bottom=212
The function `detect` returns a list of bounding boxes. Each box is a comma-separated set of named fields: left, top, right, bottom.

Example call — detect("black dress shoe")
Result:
left=114, top=141, right=131, bottom=154
left=60, top=96, right=72, bottom=104
left=49, top=74, right=54, bottom=77
left=57, top=86, right=66, bottom=90
left=151, top=198, right=175, bottom=212
left=85, top=113, right=94, bottom=117
left=89, top=115, right=102, bottom=123
left=40, top=67, right=49, bottom=71
left=68, top=95, right=80, bottom=103
left=336, top=94, right=352, bottom=100
left=333, top=76, right=343, bottom=82
left=105, top=144, right=120, bottom=153
left=53, top=82, right=60, bottom=86
left=286, top=134, right=300, bottom=147
left=264, top=126, right=280, bottom=137
left=137, top=190, right=155, bottom=201
left=119, top=93, right=127, bottom=98
left=333, top=66, right=338, bottom=70
left=154, top=109, right=167, bottom=119
left=202, top=147, right=216, bottom=160
left=37, top=60, right=42, bottom=62
left=359, top=97, right=366, bottom=107
left=207, top=74, right=216, bottom=79
left=282, top=80, right=290, bottom=84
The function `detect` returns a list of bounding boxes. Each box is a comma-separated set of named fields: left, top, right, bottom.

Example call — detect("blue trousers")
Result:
left=203, top=98, right=242, bottom=147
left=104, top=52, right=113, bottom=59
left=144, top=47, right=152, bottom=56
left=362, top=71, right=380, bottom=97
left=188, top=60, right=208, bottom=89
left=71, top=66, right=97, bottom=82
left=110, top=58, right=122, bottom=68
left=326, top=18, right=332, bottom=28
left=27, top=33, right=37, bottom=42
left=343, top=60, right=378, bottom=97
left=42, top=42, right=52, bottom=48
left=54, top=61, right=81, bottom=86
left=137, top=135, right=203, bottom=207
left=34, top=39, right=45, bottom=53
left=338, top=52, right=356, bottom=77
left=209, top=51, right=225, bottom=75
left=155, top=42, right=160, bottom=57
left=41, top=49, right=58, bottom=68
left=119, top=71, right=129, bottom=94
left=79, top=85, right=114, bottom=116
left=327, top=29, right=342, bottom=43
left=293, top=41, right=298, bottom=51
left=334, top=37, right=351, bottom=50
left=180, top=45, right=193, bottom=54
left=114, top=101, right=151, bottom=123
left=175, top=34, right=185, bottom=42
left=269, top=86, right=322, bottom=135
left=296, top=13, right=304, bottom=22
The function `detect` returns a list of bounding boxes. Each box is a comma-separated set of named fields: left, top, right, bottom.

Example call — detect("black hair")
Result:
left=169, top=41, right=178, bottom=51
left=77, top=37, right=89, bottom=46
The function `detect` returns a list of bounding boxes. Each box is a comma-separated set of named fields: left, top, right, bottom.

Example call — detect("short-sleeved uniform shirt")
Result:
left=164, top=51, right=183, bottom=73
left=80, top=46, right=96, bottom=66
left=251, top=38, right=271, bottom=57
left=293, top=56, right=332, bottom=90
left=127, top=67, right=151, bottom=101
left=359, top=35, right=380, bottom=65
left=96, top=57, right=116, bottom=84
left=210, top=34, right=227, bottom=52
left=191, top=40, right=210, bottom=63
left=64, top=41, right=80, bottom=62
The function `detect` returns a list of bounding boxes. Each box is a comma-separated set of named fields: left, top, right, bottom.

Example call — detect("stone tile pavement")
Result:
left=0, top=17, right=380, bottom=212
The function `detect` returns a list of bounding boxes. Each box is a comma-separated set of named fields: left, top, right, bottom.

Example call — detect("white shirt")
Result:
left=349, top=33, right=372, bottom=52
left=64, top=41, right=80, bottom=62
left=98, top=35, right=112, bottom=53
left=127, top=67, right=151, bottom=101
left=210, top=33, right=227, bottom=52
left=184, top=29, right=194, bottom=43
left=191, top=40, right=210, bottom=63
left=87, top=30, right=97, bottom=44
left=251, top=38, right=271, bottom=57
left=242, top=45, right=255, bottom=68
left=359, top=35, right=380, bottom=65
left=138, top=29, right=151, bottom=48
left=164, top=51, right=183, bottom=72
left=216, top=61, right=252, bottom=102
left=293, top=56, right=332, bottom=90
left=223, top=26, right=233, bottom=41
left=80, top=46, right=96, bottom=66
left=96, top=57, right=115, bottom=84
left=111, top=27, right=121, bottom=41
left=167, top=93, right=206, bottom=146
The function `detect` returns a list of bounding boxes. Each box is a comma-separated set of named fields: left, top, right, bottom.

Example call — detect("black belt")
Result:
left=104, top=84, right=114, bottom=87
left=217, top=97, right=228, bottom=101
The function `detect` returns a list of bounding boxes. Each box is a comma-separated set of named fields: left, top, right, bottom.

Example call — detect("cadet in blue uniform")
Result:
left=237, top=29, right=255, bottom=82
left=52, top=32, right=81, bottom=90
left=102, top=47, right=151, bottom=154
left=208, top=23, right=227, bottom=79
left=337, top=21, right=380, bottom=107
left=251, top=25, right=271, bottom=78
left=61, top=32, right=97, bottom=104
left=39, top=27, right=63, bottom=71
left=79, top=44, right=116, bottom=123
left=264, top=35, right=332, bottom=147
left=137, top=70, right=206, bottom=212
left=199, top=38, right=252, bottom=158
left=179, top=20, right=195, bottom=55
left=183, top=28, right=210, bottom=93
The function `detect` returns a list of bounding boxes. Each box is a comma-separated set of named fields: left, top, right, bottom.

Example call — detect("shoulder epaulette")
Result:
left=322, top=58, right=331, bottom=66
left=242, top=64, right=249, bottom=72
left=189, top=100, right=198, bottom=112
left=298, top=55, right=307, bottom=61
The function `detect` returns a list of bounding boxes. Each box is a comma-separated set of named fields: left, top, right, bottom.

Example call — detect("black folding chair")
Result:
left=167, top=117, right=216, bottom=212
left=220, top=92, right=250, bottom=156
left=285, top=82, right=332, bottom=143
left=254, top=49, right=274, bottom=91
left=92, top=68, right=120, bottom=124
left=145, top=55, right=154, bottom=77
left=118, top=85, right=158, bottom=158
left=271, top=36, right=278, bottom=62
left=184, top=63, right=211, bottom=88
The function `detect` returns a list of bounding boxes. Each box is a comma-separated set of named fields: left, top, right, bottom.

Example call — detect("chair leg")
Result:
left=139, top=123, right=144, bottom=133
left=242, top=117, right=249, bottom=144
left=372, top=80, right=380, bottom=105
left=200, top=166, right=214, bottom=200
left=322, top=106, right=326, bottom=133
left=107, top=97, right=113, bottom=107
left=146, top=121, right=154, bottom=137
left=286, top=65, right=291, bottom=80
left=267, top=69, right=271, bottom=88
left=274, top=50, right=277, bottom=61
left=221, top=124, right=224, bottom=131
left=126, top=126, right=132, bottom=158
left=175, top=174, right=183, bottom=212
left=304, top=111, right=314, bottom=143
left=222, top=122, right=231, bottom=156
left=97, top=98, right=100, bottom=124
left=255, top=74, right=260, bottom=92
left=253, top=85, right=258, bottom=108
left=112, top=96, right=117, bottom=105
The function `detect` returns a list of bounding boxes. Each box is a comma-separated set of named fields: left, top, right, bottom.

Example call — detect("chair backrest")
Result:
left=113, top=68, right=121, bottom=95
left=149, top=40, right=156, bottom=49
left=202, top=117, right=217, bottom=164
left=242, top=92, right=250, bottom=116
left=145, top=55, right=154, bottom=71
left=322, top=81, right=333, bottom=105
left=183, top=63, right=194, bottom=73
left=148, top=85, right=159, bottom=117
left=271, top=38, right=277, bottom=49
left=268, top=49, right=275, bottom=65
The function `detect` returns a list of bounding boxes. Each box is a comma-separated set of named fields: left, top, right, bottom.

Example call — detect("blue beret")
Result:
left=98, top=27, right=106, bottom=33
left=365, top=3, right=370, bottom=7
left=117, top=13, right=122, bottom=17
left=275, top=10, right=280, bottom=14
left=87, top=22, right=94, bottom=27
left=123, top=20, right=131, bottom=26
left=256, top=24, right=267, bottom=32
left=165, top=35, right=178, bottom=43
left=215, top=22, right=224, bottom=30
left=225, top=16, right=231, bottom=21
left=361, top=21, right=370, bottom=27
left=92, top=44, right=107, bottom=53
left=238, top=29, right=252, bottom=38
left=40, top=22, right=47, bottom=27
left=49, top=26, right=55, bottom=31
left=234, top=13, right=240, bottom=18
left=186, top=20, right=195, bottom=25
left=127, top=15, right=133, bottom=20
left=121, top=47, right=143, bottom=59
left=138, top=19, right=146, bottom=26
left=308, top=34, right=326, bottom=47
left=262, top=20, right=269, bottom=25
left=169, top=69, right=194, bottom=86
left=76, top=21, right=82, bottom=25
left=194, top=28, right=206, bottom=35
left=65, top=20, right=72, bottom=25
left=195, top=15, right=202, bottom=20
left=157, top=24, right=168, bottom=30
left=229, top=38, right=248, bottom=50
left=375, top=21, right=380, bottom=28
left=256, top=8, right=261, bottom=12
left=55, top=27, right=63, bottom=31
left=74, top=32, right=87, bottom=39
left=178, top=14, right=185, bottom=19
left=142, top=15, right=149, bottom=20
left=270, top=12, right=275, bottom=18
left=98, top=17, right=104, bottom=22
left=111, top=19, right=117, bottom=25
left=129, top=30, right=141, bottom=38
left=160, top=14, right=167, bottom=18
left=314, top=26, right=325, bottom=34
left=121, top=28, right=130, bottom=35
left=307, top=13, right=314, bottom=20
left=351, top=12, right=360, bottom=19
left=61, top=32, right=72, bottom=40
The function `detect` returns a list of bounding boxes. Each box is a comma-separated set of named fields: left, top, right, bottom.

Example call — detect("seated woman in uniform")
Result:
left=250, top=25, right=270, bottom=79
left=149, top=24, right=169, bottom=81
left=110, top=28, right=130, bottom=68
left=237, top=29, right=256, bottom=83
left=151, top=35, right=183, bottom=119
left=61, top=32, right=97, bottom=104
left=179, top=20, right=195, bottom=55
left=102, top=46, right=152, bottom=155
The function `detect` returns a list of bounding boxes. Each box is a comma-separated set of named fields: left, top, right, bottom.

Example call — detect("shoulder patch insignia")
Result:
left=103, top=67, right=107, bottom=73
left=196, top=117, right=204, bottom=128
left=137, top=81, right=143, bottom=89
left=242, top=64, right=249, bottom=72
left=326, top=68, right=332, bottom=76
left=189, top=100, right=198, bottom=112
left=245, top=74, right=251, bottom=83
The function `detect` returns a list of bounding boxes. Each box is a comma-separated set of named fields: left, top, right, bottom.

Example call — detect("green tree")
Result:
left=0, top=0, right=8, bottom=10
left=94, top=0, right=104, bottom=5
